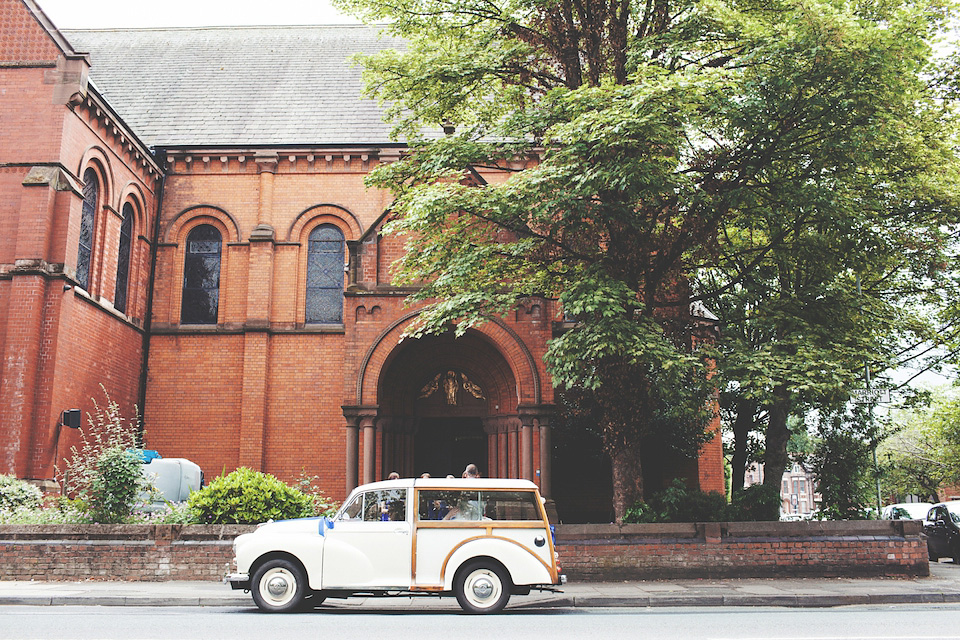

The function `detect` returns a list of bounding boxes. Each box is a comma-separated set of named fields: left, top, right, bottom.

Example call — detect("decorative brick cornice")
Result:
left=74, top=92, right=162, bottom=182
left=162, top=148, right=397, bottom=176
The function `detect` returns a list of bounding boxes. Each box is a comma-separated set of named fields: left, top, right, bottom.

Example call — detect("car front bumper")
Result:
left=225, top=573, right=250, bottom=590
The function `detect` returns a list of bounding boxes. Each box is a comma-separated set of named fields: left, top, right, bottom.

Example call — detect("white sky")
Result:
left=36, top=0, right=359, bottom=29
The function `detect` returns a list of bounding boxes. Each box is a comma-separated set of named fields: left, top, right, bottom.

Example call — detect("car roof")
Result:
left=883, top=502, right=933, bottom=517
left=349, top=478, right=540, bottom=492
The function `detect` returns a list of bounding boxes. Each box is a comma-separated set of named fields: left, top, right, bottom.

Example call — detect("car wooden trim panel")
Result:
left=437, top=534, right=557, bottom=589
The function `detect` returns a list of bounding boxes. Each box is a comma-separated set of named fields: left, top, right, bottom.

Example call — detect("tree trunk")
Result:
left=729, top=397, right=757, bottom=496
left=762, top=384, right=792, bottom=505
left=609, top=444, right=644, bottom=524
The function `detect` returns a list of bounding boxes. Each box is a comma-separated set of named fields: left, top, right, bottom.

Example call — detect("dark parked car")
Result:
left=924, top=501, right=960, bottom=563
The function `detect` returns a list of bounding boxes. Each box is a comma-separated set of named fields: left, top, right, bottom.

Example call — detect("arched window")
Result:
left=77, top=168, right=99, bottom=290
left=114, top=203, right=134, bottom=314
left=181, top=224, right=222, bottom=324
left=306, top=224, right=345, bottom=324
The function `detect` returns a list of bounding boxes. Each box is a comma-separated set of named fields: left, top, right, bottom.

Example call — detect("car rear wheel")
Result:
left=454, top=561, right=511, bottom=614
left=251, top=558, right=307, bottom=613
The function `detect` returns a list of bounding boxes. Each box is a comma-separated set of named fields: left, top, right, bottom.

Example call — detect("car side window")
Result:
left=364, top=489, right=407, bottom=522
left=417, top=490, right=541, bottom=521
left=340, top=494, right=364, bottom=520
left=339, top=490, right=407, bottom=522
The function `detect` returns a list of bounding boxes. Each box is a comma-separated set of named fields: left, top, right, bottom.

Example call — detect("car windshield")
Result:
left=946, top=505, right=960, bottom=523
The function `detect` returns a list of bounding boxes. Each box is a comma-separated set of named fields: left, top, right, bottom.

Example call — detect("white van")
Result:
left=227, top=478, right=564, bottom=614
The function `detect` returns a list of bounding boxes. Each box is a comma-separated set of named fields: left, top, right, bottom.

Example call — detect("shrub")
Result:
left=188, top=468, right=315, bottom=524
left=88, top=446, right=145, bottom=524
left=0, top=475, right=43, bottom=510
left=58, top=388, right=148, bottom=522
left=729, top=483, right=781, bottom=521
left=623, top=479, right=729, bottom=523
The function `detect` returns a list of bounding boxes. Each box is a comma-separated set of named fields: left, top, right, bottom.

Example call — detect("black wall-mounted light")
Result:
left=60, top=409, right=81, bottom=429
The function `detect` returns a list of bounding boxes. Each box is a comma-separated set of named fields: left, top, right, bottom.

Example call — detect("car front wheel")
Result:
left=251, top=558, right=307, bottom=613
left=454, top=561, right=511, bottom=614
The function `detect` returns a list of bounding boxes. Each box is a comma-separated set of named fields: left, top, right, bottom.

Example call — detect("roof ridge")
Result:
left=60, top=24, right=383, bottom=33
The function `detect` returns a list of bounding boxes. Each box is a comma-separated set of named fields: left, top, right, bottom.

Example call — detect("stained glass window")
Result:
left=181, top=224, right=221, bottom=324
left=306, top=225, right=344, bottom=324
left=114, top=203, right=133, bottom=314
left=77, top=168, right=98, bottom=290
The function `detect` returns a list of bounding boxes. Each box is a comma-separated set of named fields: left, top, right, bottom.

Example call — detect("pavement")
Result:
left=2, top=562, right=960, bottom=610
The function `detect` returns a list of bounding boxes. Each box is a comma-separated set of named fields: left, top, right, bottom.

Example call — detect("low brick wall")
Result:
left=556, top=520, right=929, bottom=580
left=0, top=525, right=255, bottom=581
left=0, top=521, right=928, bottom=582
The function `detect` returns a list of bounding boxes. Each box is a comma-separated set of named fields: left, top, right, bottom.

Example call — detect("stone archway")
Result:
left=375, top=331, right=517, bottom=480
left=343, top=318, right=555, bottom=496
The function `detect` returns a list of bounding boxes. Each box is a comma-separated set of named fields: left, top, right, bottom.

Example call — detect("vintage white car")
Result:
left=227, top=477, right=565, bottom=614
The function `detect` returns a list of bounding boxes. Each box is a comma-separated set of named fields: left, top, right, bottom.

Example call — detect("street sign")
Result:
left=850, top=388, right=890, bottom=404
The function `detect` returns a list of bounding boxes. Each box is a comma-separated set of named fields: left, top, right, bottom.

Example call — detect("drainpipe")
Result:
left=136, top=148, right=166, bottom=445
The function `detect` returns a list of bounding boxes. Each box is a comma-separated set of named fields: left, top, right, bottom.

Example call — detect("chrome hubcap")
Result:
left=267, top=575, right=289, bottom=597
left=463, top=568, right=502, bottom=609
left=471, top=577, right=494, bottom=599
left=258, top=567, right=297, bottom=607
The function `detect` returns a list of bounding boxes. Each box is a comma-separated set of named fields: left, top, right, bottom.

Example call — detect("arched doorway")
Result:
left=375, top=331, right=517, bottom=479
left=414, top=417, right=485, bottom=478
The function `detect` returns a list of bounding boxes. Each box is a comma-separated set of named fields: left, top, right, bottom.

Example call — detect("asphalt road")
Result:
left=6, top=604, right=960, bottom=640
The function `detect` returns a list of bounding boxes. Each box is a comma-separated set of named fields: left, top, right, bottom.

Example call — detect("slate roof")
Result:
left=61, top=25, right=404, bottom=148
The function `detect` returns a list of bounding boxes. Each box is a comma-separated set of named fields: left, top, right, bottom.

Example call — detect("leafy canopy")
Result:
left=335, top=0, right=960, bottom=515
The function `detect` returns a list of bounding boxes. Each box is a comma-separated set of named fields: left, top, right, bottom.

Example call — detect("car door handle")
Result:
left=393, top=527, right=409, bottom=534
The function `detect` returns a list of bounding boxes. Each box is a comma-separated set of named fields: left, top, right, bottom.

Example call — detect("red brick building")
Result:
left=0, top=0, right=723, bottom=521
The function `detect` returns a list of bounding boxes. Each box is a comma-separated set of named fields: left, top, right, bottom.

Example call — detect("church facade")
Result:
left=0, top=0, right=723, bottom=520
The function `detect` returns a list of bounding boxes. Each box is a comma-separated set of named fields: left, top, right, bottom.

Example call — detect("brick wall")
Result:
left=0, top=521, right=928, bottom=581
left=556, top=521, right=930, bottom=580
left=0, top=524, right=253, bottom=581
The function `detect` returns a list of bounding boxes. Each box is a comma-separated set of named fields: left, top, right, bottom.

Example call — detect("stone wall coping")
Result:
left=0, top=524, right=257, bottom=541
left=0, top=520, right=920, bottom=542
left=554, top=520, right=922, bottom=540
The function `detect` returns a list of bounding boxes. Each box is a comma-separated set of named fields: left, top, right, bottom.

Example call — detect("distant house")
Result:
left=745, top=462, right=821, bottom=519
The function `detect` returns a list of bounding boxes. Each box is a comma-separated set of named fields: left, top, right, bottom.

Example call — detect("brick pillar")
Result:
left=508, top=418, right=519, bottom=478
left=344, top=416, right=359, bottom=494
left=254, top=153, right=278, bottom=229
left=518, top=407, right=536, bottom=482
left=0, top=276, right=46, bottom=476
left=0, top=170, right=67, bottom=476
left=361, top=415, right=376, bottom=485
left=497, top=421, right=508, bottom=479
left=238, top=331, right=268, bottom=470
left=236, top=156, right=278, bottom=471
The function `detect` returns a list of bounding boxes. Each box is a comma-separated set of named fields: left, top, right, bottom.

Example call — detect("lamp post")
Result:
left=855, top=275, right=883, bottom=516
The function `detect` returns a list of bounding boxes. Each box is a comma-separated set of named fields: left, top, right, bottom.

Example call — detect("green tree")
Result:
left=811, top=407, right=878, bottom=520
left=880, top=389, right=960, bottom=502
left=336, top=0, right=960, bottom=520
left=704, top=203, right=954, bottom=499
